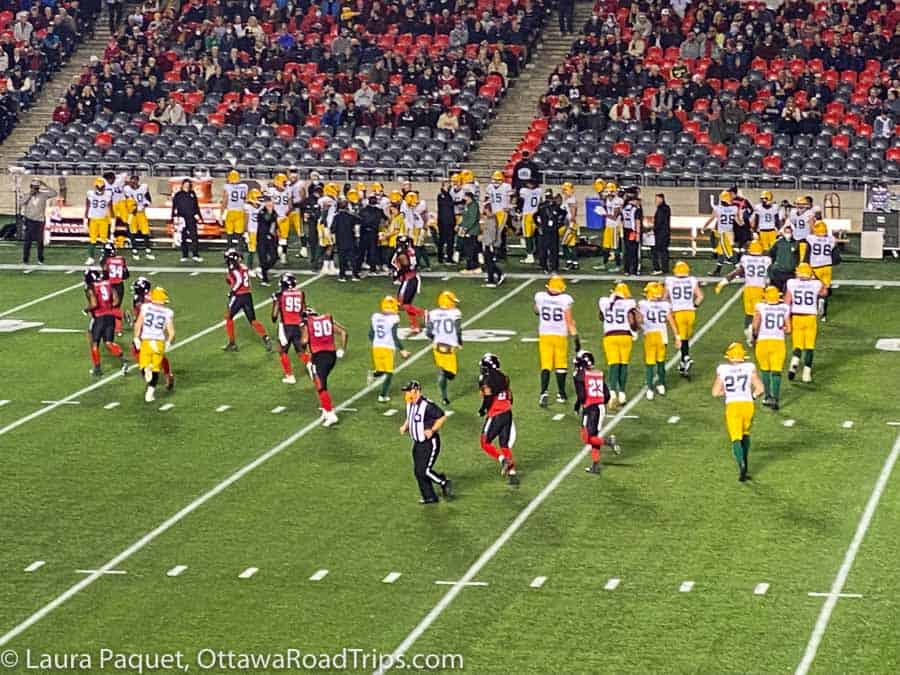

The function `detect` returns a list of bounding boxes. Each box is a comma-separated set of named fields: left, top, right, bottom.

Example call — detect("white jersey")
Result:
left=786, top=278, right=822, bottom=315
left=717, top=361, right=757, bottom=403
left=598, top=296, right=636, bottom=334
left=622, top=203, right=640, bottom=232
left=714, top=204, right=739, bottom=233
left=139, top=302, right=173, bottom=341
left=486, top=182, right=512, bottom=213
left=86, top=189, right=112, bottom=219
left=789, top=208, right=815, bottom=241
left=223, top=183, right=248, bottom=211
left=665, top=276, right=698, bottom=312
left=519, top=187, right=541, bottom=215
left=267, top=187, right=291, bottom=218
left=739, top=254, right=770, bottom=288
left=317, top=195, right=336, bottom=225
left=428, top=307, right=462, bottom=347
left=605, top=196, right=623, bottom=225
left=108, top=173, right=127, bottom=204
left=807, top=233, right=835, bottom=268
left=450, top=186, right=466, bottom=214
left=639, top=299, right=672, bottom=335
left=754, top=203, right=779, bottom=231
left=243, top=203, right=261, bottom=233
left=124, top=184, right=150, bottom=212
left=755, top=302, right=789, bottom=341
left=370, top=311, right=400, bottom=349
left=534, top=291, right=574, bottom=336
left=289, top=180, right=305, bottom=206
left=563, top=194, right=577, bottom=222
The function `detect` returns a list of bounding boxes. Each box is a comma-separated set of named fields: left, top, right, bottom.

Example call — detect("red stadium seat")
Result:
left=645, top=152, right=665, bottom=171
left=612, top=141, right=631, bottom=157
left=840, top=70, right=858, bottom=85
left=304, top=114, right=320, bottom=128
left=94, top=131, right=113, bottom=147
left=754, top=132, right=773, bottom=149
left=140, top=123, right=160, bottom=135
left=762, top=155, right=782, bottom=174
left=831, top=134, right=850, bottom=151
left=825, top=102, right=844, bottom=116
left=709, top=143, right=728, bottom=160
left=141, top=101, right=157, bottom=115
left=692, top=98, right=709, bottom=113
left=695, top=131, right=711, bottom=145
left=276, top=124, right=295, bottom=139
left=684, top=119, right=701, bottom=136
left=340, top=148, right=359, bottom=165
left=739, top=121, right=757, bottom=136
left=857, top=123, right=873, bottom=139
left=823, top=112, right=842, bottom=128
left=309, top=136, right=328, bottom=154
left=886, top=147, right=900, bottom=163
left=206, top=113, right=225, bottom=127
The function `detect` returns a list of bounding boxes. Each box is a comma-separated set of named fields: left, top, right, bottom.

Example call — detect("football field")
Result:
left=1, top=245, right=900, bottom=674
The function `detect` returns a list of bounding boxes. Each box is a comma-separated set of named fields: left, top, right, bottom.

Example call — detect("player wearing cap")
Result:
left=712, top=342, right=764, bottom=482
left=399, top=381, right=453, bottom=504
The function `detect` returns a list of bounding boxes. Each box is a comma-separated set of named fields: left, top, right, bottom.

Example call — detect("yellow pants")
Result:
left=288, top=211, right=302, bottom=236
left=791, top=314, right=817, bottom=350
left=88, top=218, right=111, bottom=244
left=715, top=231, right=734, bottom=258
left=494, top=210, right=507, bottom=229
left=139, top=339, right=166, bottom=372
left=725, top=401, right=754, bottom=441
left=277, top=216, right=290, bottom=240
left=522, top=213, right=535, bottom=238
left=129, top=212, right=150, bottom=236
left=224, top=209, right=246, bottom=235
left=318, top=223, right=333, bottom=247
left=560, top=225, right=579, bottom=247
left=371, top=346, right=394, bottom=373
left=813, top=265, right=832, bottom=288
left=643, top=331, right=666, bottom=365
left=603, top=334, right=633, bottom=365
left=246, top=232, right=257, bottom=253
left=743, top=286, right=764, bottom=317
left=757, top=229, right=776, bottom=250
left=602, top=226, right=617, bottom=250
left=538, top=334, right=568, bottom=370
left=755, top=338, right=786, bottom=372
left=673, top=310, right=696, bottom=340
left=433, top=347, right=458, bottom=375
left=798, top=240, right=808, bottom=261
left=113, top=201, right=129, bottom=223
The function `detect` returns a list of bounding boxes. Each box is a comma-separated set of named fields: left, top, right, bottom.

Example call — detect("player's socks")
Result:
left=225, top=319, right=236, bottom=342
left=318, top=390, right=333, bottom=412
left=279, top=352, right=293, bottom=376
left=760, top=371, right=771, bottom=398
left=161, top=357, right=171, bottom=375
left=437, top=372, right=449, bottom=402
left=554, top=371, right=567, bottom=397
left=380, top=373, right=393, bottom=398
left=247, top=251, right=256, bottom=268
left=90, top=345, right=101, bottom=366
left=619, top=365, right=628, bottom=391
left=251, top=320, right=267, bottom=338
left=105, top=342, right=122, bottom=357
left=743, top=314, right=752, bottom=329
left=741, top=435, right=751, bottom=477
left=680, top=340, right=690, bottom=360
left=645, top=365, right=655, bottom=388
left=771, top=372, right=782, bottom=400
left=607, top=364, right=619, bottom=392
left=656, top=361, right=666, bottom=386
left=731, top=440, right=743, bottom=470
left=88, top=243, right=96, bottom=260
left=539, top=369, right=550, bottom=394
left=804, top=349, right=814, bottom=367
left=480, top=435, right=500, bottom=459
left=300, top=351, right=310, bottom=365
left=500, top=447, right=515, bottom=470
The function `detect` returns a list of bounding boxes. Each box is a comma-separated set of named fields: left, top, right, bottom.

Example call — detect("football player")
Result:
left=784, top=262, right=827, bottom=382
left=134, top=286, right=175, bottom=403
left=131, top=277, right=173, bottom=390
left=599, top=182, right=623, bottom=271
left=100, top=242, right=129, bottom=335
left=301, top=307, right=348, bottom=428
left=243, top=188, right=263, bottom=273
left=369, top=295, right=410, bottom=402
left=104, top=171, right=129, bottom=242
left=712, top=342, right=764, bottom=482
left=560, top=182, right=580, bottom=270
left=266, top=173, right=293, bottom=263
left=221, top=170, right=247, bottom=250
left=789, top=196, right=816, bottom=261
left=426, top=290, right=462, bottom=405
left=84, top=177, right=113, bottom=265
left=287, top=169, right=307, bottom=257
left=485, top=170, right=512, bottom=237
left=123, top=174, right=155, bottom=260
left=806, top=220, right=837, bottom=321
left=638, top=281, right=677, bottom=399
left=715, top=239, right=771, bottom=343
left=478, top=353, right=519, bottom=486
left=598, top=282, right=639, bottom=405
left=222, top=249, right=272, bottom=352
left=704, top=190, right=742, bottom=276
left=271, top=273, right=308, bottom=384
left=752, top=286, right=791, bottom=410
left=665, top=261, right=704, bottom=377
left=317, top=182, right=339, bottom=275
left=752, top=190, right=780, bottom=251
left=573, top=350, right=620, bottom=474
left=518, top=178, right=542, bottom=264
left=394, top=235, right=425, bottom=333
left=84, top=267, right=126, bottom=376
left=534, top=274, right=579, bottom=407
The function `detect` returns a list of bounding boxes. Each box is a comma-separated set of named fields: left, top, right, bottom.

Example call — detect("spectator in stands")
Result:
left=627, top=31, right=646, bottom=59
left=241, top=97, right=263, bottom=126
left=886, top=90, right=900, bottom=117
left=437, top=107, right=459, bottom=132
left=77, top=84, right=97, bottom=122
left=13, top=12, right=32, bottom=44
left=652, top=85, right=674, bottom=116
left=874, top=111, right=894, bottom=139
left=680, top=30, right=702, bottom=60
left=609, top=96, right=637, bottom=122
left=449, top=22, right=468, bottom=49
left=762, top=95, right=781, bottom=126
left=322, top=101, right=342, bottom=131
left=808, top=73, right=832, bottom=106
left=778, top=97, right=801, bottom=137
left=799, top=98, right=822, bottom=135
left=652, top=194, right=671, bottom=275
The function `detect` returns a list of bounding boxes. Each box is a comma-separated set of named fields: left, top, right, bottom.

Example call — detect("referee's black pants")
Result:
left=413, top=436, right=446, bottom=501
left=22, top=217, right=44, bottom=263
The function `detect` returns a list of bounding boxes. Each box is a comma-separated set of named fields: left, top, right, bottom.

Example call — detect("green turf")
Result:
left=1, top=260, right=900, bottom=675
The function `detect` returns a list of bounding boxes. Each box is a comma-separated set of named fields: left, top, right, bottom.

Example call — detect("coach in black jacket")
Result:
left=652, top=193, right=671, bottom=274
left=171, top=179, right=202, bottom=262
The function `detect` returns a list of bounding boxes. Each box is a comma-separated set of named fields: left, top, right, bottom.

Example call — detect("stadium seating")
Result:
left=510, top=0, right=900, bottom=189
left=21, top=0, right=548, bottom=179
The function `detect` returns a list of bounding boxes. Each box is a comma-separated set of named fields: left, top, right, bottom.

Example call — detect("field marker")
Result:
left=795, top=432, right=900, bottom=675
left=148, top=271, right=158, bottom=276
left=874, top=285, right=883, bottom=290
left=807, top=592, right=862, bottom=599
left=754, top=583, right=770, bottom=596
left=622, top=414, right=640, bottom=419
left=520, top=337, right=539, bottom=342
left=238, top=567, right=258, bottom=579
left=667, top=415, right=680, bottom=424
left=604, top=578, right=621, bottom=591
left=24, top=561, right=45, bottom=573
left=271, top=406, right=286, bottom=414
left=679, top=581, right=695, bottom=593
left=842, top=421, right=854, bottom=429
left=75, top=569, right=126, bottom=575
left=189, top=271, right=201, bottom=276
left=552, top=413, right=565, bottom=421
left=159, top=403, right=174, bottom=411
left=0, top=274, right=325, bottom=440
left=166, top=565, right=187, bottom=577
left=103, top=402, right=120, bottom=410
left=434, top=581, right=488, bottom=587
left=65, top=269, right=75, bottom=274
left=783, top=419, right=796, bottom=427
left=0, top=280, right=532, bottom=648
left=40, top=400, right=79, bottom=405
left=374, top=288, right=744, bottom=675
left=309, top=569, right=329, bottom=581
left=529, top=576, right=547, bottom=589
left=0, top=400, right=9, bottom=407
left=215, top=405, right=231, bottom=413
left=23, top=269, right=32, bottom=274
left=382, top=572, right=402, bottom=584
left=38, top=328, right=82, bottom=334
left=383, top=409, right=398, bottom=417
left=888, top=422, right=900, bottom=427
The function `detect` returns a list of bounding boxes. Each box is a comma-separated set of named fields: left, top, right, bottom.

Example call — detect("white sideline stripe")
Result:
left=24, top=561, right=45, bottom=573
left=383, top=409, right=398, bottom=417
left=38, top=328, right=82, bottom=334
left=0, top=400, right=9, bottom=406
left=679, top=581, right=695, bottom=593
left=667, top=415, right=680, bottom=424
left=888, top=422, right=900, bottom=427
left=238, top=567, right=258, bottom=579
left=103, top=402, right=120, bottom=410
left=309, top=569, right=329, bottom=582
left=0, top=280, right=532, bottom=650
left=75, top=569, right=125, bottom=575
left=552, top=413, right=565, bottom=421
left=807, top=592, right=863, bottom=599
left=158, top=403, right=174, bottom=411
left=0, top=282, right=83, bottom=318
left=382, top=572, right=402, bottom=584
left=40, top=400, right=79, bottom=405
left=795, top=432, right=900, bottom=675
left=374, top=288, right=744, bottom=675
left=215, top=405, right=231, bottom=413
left=270, top=406, right=286, bottom=414
left=166, top=565, right=187, bottom=577
left=604, top=578, right=621, bottom=591
left=783, top=419, right=796, bottom=427
left=434, top=581, right=488, bottom=587
left=520, top=337, right=539, bottom=342
left=0, top=274, right=324, bottom=440
left=530, top=576, right=547, bottom=588
left=842, top=420, right=854, bottom=429
left=754, top=583, right=770, bottom=596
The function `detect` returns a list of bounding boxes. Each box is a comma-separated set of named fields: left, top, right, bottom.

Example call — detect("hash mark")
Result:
left=159, top=403, right=174, bottom=411
left=668, top=416, right=680, bottom=424
left=24, top=561, right=45, bottom=573
left=783, top=419, right=796, bottom=427
left=238, top=567, right=258, bottom=579
left=383, top=409, right=398, bottom=417
left=167, top=565, right=187, bottom=577
left=530, top=576, right=547, bottom=588
left=754, top=582, right=770, bottom=596
left=383, top=572, right=402, bottom=584
left=842, top=420, right=854, bottom=429
left=216, top=405, right=231, bottom=413
left=309, top=569, right=329, bottom=581
left=604, top=578, right=620, bottom=591
left=552, top=413, right=565, bottom=421
left=271, top=406, right=286, bottom=414
left=104, top=401, right=120, bottom=410
left=679, top=581, right=695, bottom=593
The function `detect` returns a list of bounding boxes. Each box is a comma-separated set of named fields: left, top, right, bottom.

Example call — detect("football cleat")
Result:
left=90, top=365, right=102, bottom=377
left=120, top=360, right=128, bottom=375
left=322, top=410, right=339, bottom=427
left=617, top=391, right=626, bottom=405
left=538, top=392, right=549, bottom=408
left=223, top=342, right=239, bottom=352
left=441, top=479, right=454, bottom=499
left=507, top=471, right=520, bottom=486
left=585, top=462, right=600, bottom=474
left=645, top=389, right=654, bottom=400
left=192, top=256, right=203, bottom=262
left=180, top=257, right=189, bottom=262
left=441, top=398, right=450, bottom=406
left=166, top=373, right=175, bottom=391
left=607, top=434, right=621, bottom=456
left=85, top=257, right=95, bottom=265
left=132, top=253, right=140, bottom=261
left=377, top=395, right=391, bottom=403
left=523, top=254, right=535, bottom=264
left=499, top=456, right=509, bottom=476
left=788, top=356, right=800, bottom=380
left=282, top=374, right=297, bottom=384
left=802, top=366, right=812, bottom=383
left=366, top=371, right=375, bottom=385
left=144, top=386, right=155, bottom=402
left=144, top=252, right=155, bottom=260
left=656, top=384, right=666, bottom=396
left=419, top=497, right=439, bottom=504
left=556, top=393, right=567, bottom=404
left=263, top=335, right=273, bottom=352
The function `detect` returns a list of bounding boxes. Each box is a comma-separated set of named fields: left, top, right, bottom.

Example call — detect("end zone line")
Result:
left=0, top=282, right=84, bottom=319
left=374, top=287, right=743, bottom=675
left=0, top=279, right=532, bottom=649
left=0, top=275, right=324, bottom=439
left=795, top=431, right=900, bottom=675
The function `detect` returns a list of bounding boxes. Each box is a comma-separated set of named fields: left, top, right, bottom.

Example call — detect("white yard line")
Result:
left=529, top=576, right=547, bottom=588
left=795, top=432, right=900, bottom=675
left=382, top=572, right=402, bottom=584
left=679, top=581, right=695, bottom=593
left=0, top=282, right=83, bottom=319
left=604, top=578, right=621, bottom=591
left=309, top=569, right=329, bottom=582
left=0, top=275, right=323, bottom=440
left=0, top=279, right=532, bottom=649
left=374, top=287, right=743, bottom=675
left=24, top=561, right=45, bottom=573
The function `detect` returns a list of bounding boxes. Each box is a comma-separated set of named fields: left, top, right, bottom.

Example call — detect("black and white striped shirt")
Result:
left=405, top=397, right=445, bottom=443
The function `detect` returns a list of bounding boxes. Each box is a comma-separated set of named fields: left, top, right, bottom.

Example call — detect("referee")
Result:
left=399, top=381, right=453, bottom=504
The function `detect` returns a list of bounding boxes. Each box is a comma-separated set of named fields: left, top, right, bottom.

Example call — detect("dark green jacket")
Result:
left=768, top=236, right=798, bottom=273
left=460, top=200, right=481, bottom=236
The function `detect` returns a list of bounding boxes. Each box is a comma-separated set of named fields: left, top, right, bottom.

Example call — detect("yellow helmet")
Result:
left=404, top=192, right=419, bottom=207
left=450, top=173, right=462, bottom=186
left=795, top=195, right=811, bottom=207
left=673, top=260, right=690, bottom=277
left=546, top=275, right=566, bottom=294
left=389, top=190, right=402, bottom=203
left=380, top=295, right=399, bottom=313
left=795, top=262, right=813, bottom=279
left=764, top=286, right=781, bottom=304
left=355, top=182, right=367, bottom=193
left=369, top=182, right=383, bottom=193
left=460, top=169, right=474, bottom=184
left=346, top=188, right=360, bottom=204
left=605, top=182, right=618, bottom=194
left=643, top=281, right=662, bottom=299
left=719, top=190, right=732, bottom=205
left=273, top=173, right=287, bottom=188
left=593, top=177, right=606, bottom=193
left=247, top=188, right=262, bottom=204
left=94, top=177, right=106, bottom=189
left=760, top=190, right=773, bottom=202
left=227, top=170, right=240, bottom=184
left=613, top=282, right=631, bottom=298
left=724, top=342, right=746, bottom=362
left=437, top=290, right=460, bottom=309
left=561, top=182, right=574, bottom=196
left=149, top=287, right=169, bottom=304
left=813, top=220, right=828, bottom=236
left=324, top=182, right=339, bottom=198
left=748, top=240, right=764, bottom=255
left=491, top=170, right=504, bottom=182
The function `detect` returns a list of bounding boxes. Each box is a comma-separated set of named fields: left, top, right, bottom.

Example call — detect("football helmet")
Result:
left=604, top=182, right=617, bottom=194
left=133, top=276, right=151, bottom=297
left=673, top=260, right=690, bottom=277
left=764, top=286, right=781, bottom=304
left=224, top=248, right=243, bottom=268
left=101, top=242, right=116, bottom=258
left=748, top=240, right=764, bottom=255
left=613, top=282, right=631, bottom=298
left=561, top=182, right=574, bottom=196
left=724, top=342, right=746, bottom=362
left=546, top=274, right=566, bottom=294
left=794, top=195, right=811, bottom=208
left=719, top=190, right=732, bottom=205
left=355, top=182, right=367, bottom=194
left=273, top=173, right=288, bottom=189
left=280, top=273, right=298, bottom=290
left=643, top=281, right=662, bottom=299
left=404, top=192, right=419, bottom=207
left=813, top=220, right=828, bottom=236
left=492, top=170, right=504, bottom=182
left=795, top=262, right=813, bottom=278
left=94, top=177, right=106, bottom=190
left=450, top=173, right=462, bottom=186
left=389, top=189, right=402, bottom=203
left=369, top=182, right=384, bottom=193
left=395, top=235, right=411, bottom=250
left=460, top=169, right=474, bottom=184
left=227, top=170, right=240, bottom=184
left=480, top=352, right=501, bottom=373
left=247, top=188, right=262, bottom=204
left=150, top=287, right=169, bottom=304
left=380, top=296, right=399, bottom=313
left=437, top=290, right=460, bottom=309
left=593, top=177, right=606, bottom=193
left=324, top=182, right=339, bottom=198
left=83, top=267, right=103, bottom=287
left=760, top=190, right=773, bottom=203
left=574, top=350, right=595, bottom=370
left=346, top=188, right=361, bottom=204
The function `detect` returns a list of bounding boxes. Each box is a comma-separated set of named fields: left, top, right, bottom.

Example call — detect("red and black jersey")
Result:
left=480, top=369, right=513, bottom=417
left=132, top=292, right=147, bottom=314
left=391, top=247, right=418, bottom=280
left=227, top=264, right=252, bottom=296
left=277, top=289, right=306, bottom=326
left=90, top=279, right=117, bottom=317
left=103, top=255, right=128, bottom=284
left=582, top=370, right=609, bottom=407
left=306, top=313, right=336, bottom=353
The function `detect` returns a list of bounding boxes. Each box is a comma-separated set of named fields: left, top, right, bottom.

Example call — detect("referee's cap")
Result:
left=401, top=380, right=422, bottom=392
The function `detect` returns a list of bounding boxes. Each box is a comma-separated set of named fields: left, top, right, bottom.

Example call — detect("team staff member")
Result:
left=399, top=380, right=453, bottom=504
left=712, top=342, right=764, bottom=483
left=458, top=191, right=481, bottom=274
left=20, top=178, right=56, bottom=265
left=172, top=179, right=203, bottom=263
left=256, top=196, right=278, bottom=285
left=767, top=224, right=799, bottom=292
left=651, top=193, right=671, bottom=275
left=535, top=190, right=563, bottom=274
left=621, top=191, right=642, bottom=276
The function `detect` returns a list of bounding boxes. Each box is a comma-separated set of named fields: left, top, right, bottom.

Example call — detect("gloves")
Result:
left=133, top=337, right=141, bottom=350
left=715, top=279, right=727, bottom=294
left=336, top=349, right=345, bottom=359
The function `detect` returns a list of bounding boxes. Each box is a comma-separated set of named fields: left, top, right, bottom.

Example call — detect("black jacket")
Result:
left=332, top=210, right=360, bottom=249
left=536, top=202, right=566, bottom=236
left=171, top=189, right=200, bottom=224
left=654, top=202, right=671, bottom=243
left=258, top=208, right=278, bottom=239
left=359, top=204, right=385, bottom=231
left=437, top=188, right=455, bottom=226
